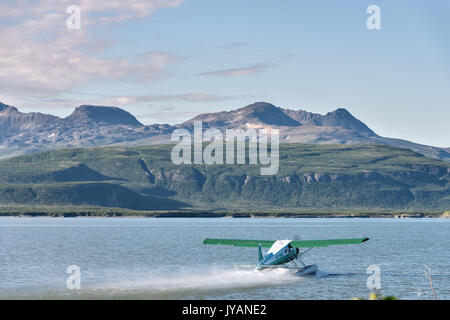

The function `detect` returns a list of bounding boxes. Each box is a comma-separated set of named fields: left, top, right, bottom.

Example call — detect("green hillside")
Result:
left=0, top=143, right=449, bottom=213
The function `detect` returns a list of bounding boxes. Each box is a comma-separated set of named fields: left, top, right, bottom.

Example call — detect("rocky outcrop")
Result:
left=65, top=105, right=143, bottom=127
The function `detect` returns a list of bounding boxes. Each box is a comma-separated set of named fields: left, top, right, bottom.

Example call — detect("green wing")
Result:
left=203, top=237, right=368, bottom=248
left=203, top=238, right=276, bottom=247
left=290, top=237, right=369, bottom=248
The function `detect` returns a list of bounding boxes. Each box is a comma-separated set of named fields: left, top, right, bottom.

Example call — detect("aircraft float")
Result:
left=203, top=237, right=369, bottom=275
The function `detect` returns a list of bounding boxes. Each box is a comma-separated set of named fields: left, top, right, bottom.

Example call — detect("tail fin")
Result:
left=258, top=244, right=265, bottom=262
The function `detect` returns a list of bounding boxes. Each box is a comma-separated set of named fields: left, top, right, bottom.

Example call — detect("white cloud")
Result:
left=196, top=64, right=272, bottom=77
left=0, top=0, right=186, bottom=97
left=80, top=0, right=185, bottom=22
left=0, top=0, right=185, bottom=21
left=215, top=42, right=249, bottom=49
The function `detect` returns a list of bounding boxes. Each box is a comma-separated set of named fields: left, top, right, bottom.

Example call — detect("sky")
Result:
left=0, top=0, right=449, bottom=147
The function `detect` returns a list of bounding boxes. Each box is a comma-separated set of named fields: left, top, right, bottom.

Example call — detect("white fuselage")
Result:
left=257, top=240, right=298, bottom=270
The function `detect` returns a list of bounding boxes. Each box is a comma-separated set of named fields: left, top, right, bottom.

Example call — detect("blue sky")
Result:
left=0, top=0, right=449, bottom=147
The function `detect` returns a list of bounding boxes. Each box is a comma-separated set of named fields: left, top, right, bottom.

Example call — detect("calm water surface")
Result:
left=0, top=217, right=448, bottom=299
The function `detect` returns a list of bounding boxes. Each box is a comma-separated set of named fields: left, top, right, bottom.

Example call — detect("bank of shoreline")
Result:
left=0, top=207, right=448, bottom=218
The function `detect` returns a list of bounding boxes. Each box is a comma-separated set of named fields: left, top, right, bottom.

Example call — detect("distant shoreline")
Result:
left=0, top=209, right=448, bottom=218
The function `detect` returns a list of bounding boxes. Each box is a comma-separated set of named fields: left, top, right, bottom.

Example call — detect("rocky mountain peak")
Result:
left=0, top=102, right=19, bottom=114
left=321, top=108, right=375, bottom=135
left=183, top=102, right=375, bottom=135
left=234, top=102, right=301, bottom=126
left=65, top=105, right=143, bottom=127
left=281, top=108, right=321, bottom=125
left=183, top=101, right=301, bottom=128
left=238, top=101, right=278, bottom=112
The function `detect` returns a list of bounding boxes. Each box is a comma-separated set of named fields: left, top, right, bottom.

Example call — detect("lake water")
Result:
left=0, top=217, right=448, bottom=300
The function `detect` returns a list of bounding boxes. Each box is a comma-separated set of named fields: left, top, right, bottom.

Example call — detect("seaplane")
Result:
left=203, top=237, right=369, bottom=275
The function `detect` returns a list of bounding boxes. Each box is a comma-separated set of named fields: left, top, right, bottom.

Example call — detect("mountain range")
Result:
left=0, top=101, right=449, bottom=212
left=0, top=101, right=448, bottom=162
